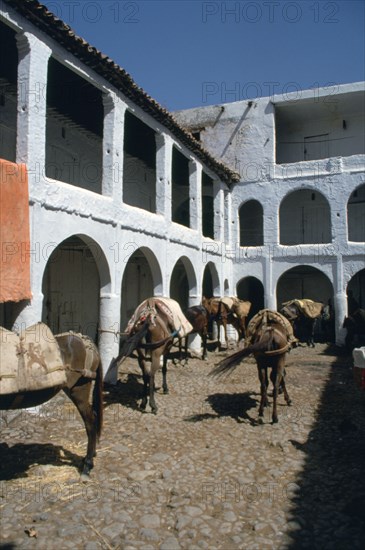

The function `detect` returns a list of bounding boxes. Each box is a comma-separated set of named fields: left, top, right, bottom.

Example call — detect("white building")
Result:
left=0, top=1, right=364, bottom=372
left=174, top=83, right=365, bottom=343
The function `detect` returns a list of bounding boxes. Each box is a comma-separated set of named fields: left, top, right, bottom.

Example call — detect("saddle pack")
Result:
left=283, top=299, right=323, bottom=319
left=245, top=309, right=298, bottom=348
left=125, top=297, right=193, bottom=339
left=0, top=322, right=67, bottom=395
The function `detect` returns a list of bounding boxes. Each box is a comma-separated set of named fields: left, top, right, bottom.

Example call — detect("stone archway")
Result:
left=120, top=247, right=162, bottom=330
left=347, top=183, right=365, bottom=242
left=202, top=262, right=220, bottom=298
left=346, top=268, right=365, bottom=312
left=279, top=189, right=331, bottom=245
left=170, top=256, right=197, bottom=311
left=237, top=276, right=264, bottom=320
left=42, top=235, right=110, bottom=342
left=277, top=265, right=334, bottom=342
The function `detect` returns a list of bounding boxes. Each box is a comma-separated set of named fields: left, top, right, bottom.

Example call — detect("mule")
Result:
left=0, top=332, right=103, bottom=478
left=179, top=305, right=209, bottom=362
left=202, top=296, right=250, bottom=350
left=210, top=314, right=292, bottom=424
left=280, top=300, right=327, bottom=347
left=118, top=297, right=191, bottom=414
left=343, top=308, right=365, bottom=351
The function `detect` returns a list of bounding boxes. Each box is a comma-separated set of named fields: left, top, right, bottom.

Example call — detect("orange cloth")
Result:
left=0, top=159, right=32, bottom=302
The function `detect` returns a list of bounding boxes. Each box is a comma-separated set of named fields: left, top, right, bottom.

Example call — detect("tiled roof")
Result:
left=3, top=0, right=240, bottom=184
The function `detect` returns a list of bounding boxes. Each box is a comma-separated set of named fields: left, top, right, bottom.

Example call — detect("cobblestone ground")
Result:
left=1, top=343, right=365, bottom=550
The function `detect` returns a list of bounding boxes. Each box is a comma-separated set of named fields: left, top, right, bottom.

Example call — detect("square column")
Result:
left=213, top=180, right=224, bottom=242
left=189, top=160, right=202, bottom=233
left=102, top=93, right=127, bottom=201
left=155, top=133, right=173, bottom=220
left=16, top=33, right=51, bottom=183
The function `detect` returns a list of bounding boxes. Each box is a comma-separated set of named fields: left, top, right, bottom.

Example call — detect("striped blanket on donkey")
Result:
left=0, top=322, right=67, bottom=396
left=125, top=297, right=193, bottom=338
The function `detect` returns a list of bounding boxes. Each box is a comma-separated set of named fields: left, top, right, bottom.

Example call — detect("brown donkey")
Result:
left=0, top=331, right=103, bottom=478
left=119, top=297, right=192, bottom=414
left=210, top=311, right=292, bottom=424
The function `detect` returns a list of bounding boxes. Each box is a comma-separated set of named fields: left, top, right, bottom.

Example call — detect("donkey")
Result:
left=202, top=296, right=250, bottom=350
left=0, top=332, right=103, bottom=478
left=118, top=297, right=192, bottom=414
left=210, top=311, right=292, bottom=424
left=280, top=300, right=328, bottom=347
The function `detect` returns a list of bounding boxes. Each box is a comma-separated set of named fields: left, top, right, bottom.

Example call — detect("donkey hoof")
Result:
left=258, top=416, right=264, bottom=425
left=163, top=388, right=169, bottom=394
left=272, top=417, right=278, bottom=424
left=80, top=472, right=92, bottom=483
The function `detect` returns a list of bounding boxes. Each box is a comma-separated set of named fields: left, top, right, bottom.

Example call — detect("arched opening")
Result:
left=346, top=269, right=365, bottom=313
left=277, top=265, right=334, bottom=342
left=120, top=247, right=162, bottom=331
left=202, top=262, right=220, bottom=298
left=170, top=260, right=189, bottom=311
left=237, top=276, right=264, bottom=320
left=42, top=236, right=107, bottom=342
left=170, top=257, right=197, bottom=311
left=239, top=200, right=264, bottom=247
left=348, top=184, right=365, bottom=242
left=279, top=189, right=331, bottom=245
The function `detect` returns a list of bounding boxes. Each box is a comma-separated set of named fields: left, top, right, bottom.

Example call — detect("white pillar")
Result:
left=213, top=180, right=224, bottom=242
left=13, top=35, right=51, bottom=330
left=155, top=133, right=173, bottom=220
left=334, top=292, right=347, bottom=345
left=333, top=254, right=347, bottom=345
left=189, top=160, right=202, bottom=233
left=16, top=33, right=51, bottom=177
left=99, top=292, right=122, bottom=382
left=102, top=93, right=127, bottom=200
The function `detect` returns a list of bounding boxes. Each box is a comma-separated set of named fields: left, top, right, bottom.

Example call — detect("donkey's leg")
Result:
left=310, top=320, right=316, bottom=348
left=257, top=364, right=268, bottom=421
left=202, top=331, right=208, bottom=360
left=162, top=353, right=169, bottom=394
left=216, top=321, right=221, bottom=351
left=137, top=350, right=149, bottom=410
left=278, top=359, right=291, bottom=406
left=223, top=320, right=229, bottom=349
left=270, top=366, right=280, bottom=424
left=64, top=381, right=96, bottom=477
left=149, top=350, right=161, bottom=414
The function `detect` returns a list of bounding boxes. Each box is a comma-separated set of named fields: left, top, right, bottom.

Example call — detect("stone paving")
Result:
left=1, top=343, right=365, bottom=549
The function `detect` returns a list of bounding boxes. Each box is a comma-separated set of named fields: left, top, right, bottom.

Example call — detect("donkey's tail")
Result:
left=118, top=319, right=150, bottom=361
left=209, top=347, right=252, bottom=378
left=210, top=329, right=277, bottom=378
left=92, top=361, right=104, bottom=441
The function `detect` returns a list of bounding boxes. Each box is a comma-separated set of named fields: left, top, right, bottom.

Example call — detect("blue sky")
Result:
left=50, top=0, right=364, bottom=111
